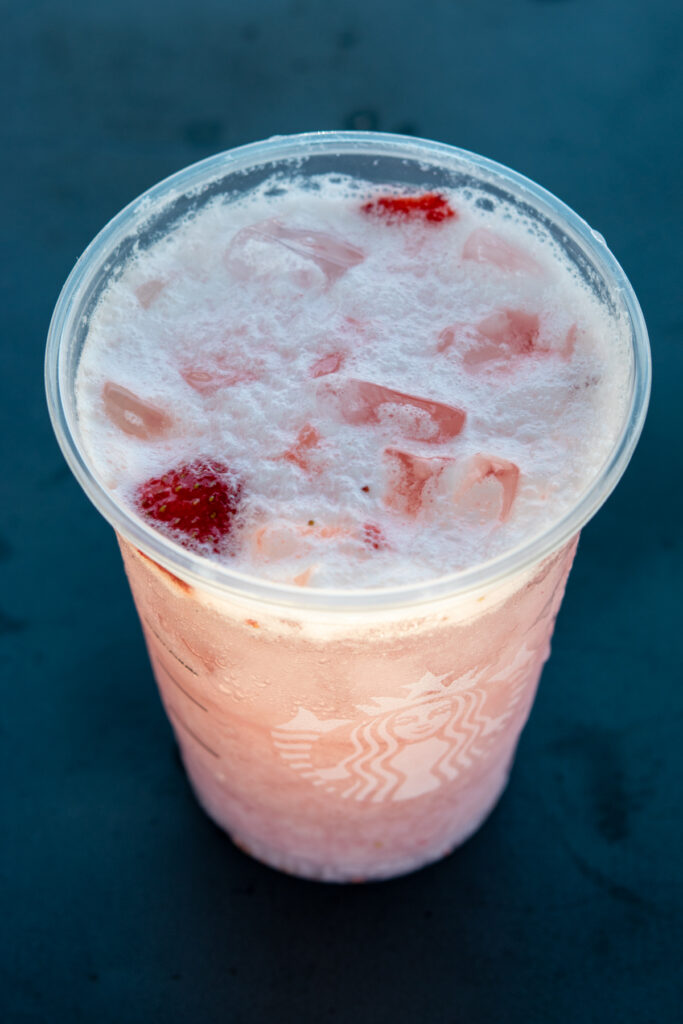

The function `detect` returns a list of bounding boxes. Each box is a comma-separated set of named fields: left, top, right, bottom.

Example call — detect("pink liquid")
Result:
left=119, top=534, right=576, bottom=881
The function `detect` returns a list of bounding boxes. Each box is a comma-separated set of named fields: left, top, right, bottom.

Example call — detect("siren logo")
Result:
left=271, top=643, right=540, bottom=803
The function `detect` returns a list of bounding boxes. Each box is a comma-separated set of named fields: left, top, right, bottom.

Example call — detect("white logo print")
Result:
left=271, top=644, right=540, bottom=803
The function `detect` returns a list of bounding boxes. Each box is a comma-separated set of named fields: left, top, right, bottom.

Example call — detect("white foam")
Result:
left=76, top=175, right=631, bottom=587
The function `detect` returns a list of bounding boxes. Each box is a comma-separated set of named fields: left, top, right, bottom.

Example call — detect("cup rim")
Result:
left=45, top=130, right=651, bottom=611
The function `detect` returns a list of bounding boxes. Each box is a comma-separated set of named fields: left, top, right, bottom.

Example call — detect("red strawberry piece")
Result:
left=361, top=192, right=457, bottom=224
left=361, top=522, right=388, bottom=550
left=136, top=460, right=242, bottom=551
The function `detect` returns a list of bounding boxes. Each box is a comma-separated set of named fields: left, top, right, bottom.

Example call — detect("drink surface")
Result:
left=76, top=176, right=630, bottom=587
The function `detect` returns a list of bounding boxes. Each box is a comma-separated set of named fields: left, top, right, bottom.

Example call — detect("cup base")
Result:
left=187, top=755, right=514, bottom=883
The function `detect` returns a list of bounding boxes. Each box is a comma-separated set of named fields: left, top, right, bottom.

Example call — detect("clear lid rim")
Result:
left=45, top=131, right=651, bottom=611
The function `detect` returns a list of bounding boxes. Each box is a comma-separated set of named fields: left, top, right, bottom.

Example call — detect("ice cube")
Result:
left=462, top=229, right=542, bottom=274
left=436, top=323, right=481, bottom=355
left=225, top=219, right=363, bottom=288
left=292, top=566, right=316, bottom=586
left=383, top=448, right=454, bottom=517
left=135, top=279, right=166, bottom=309
left=251, top=521, right=308, bottom=560
left=562, top=323, right=577, bottom=359
left=268, top=222, right=364, bottom=281
left=250, top=518, right=384, bottom=572
left=309, top=316, right=369, bottom=377
left=442, top=309, right=576, bottom=369
left=181, top=355, right=258, bottom=395
left=436, top=326, right=455, bottom=353
left=453, top=454, right=520, bottom=522
left=323, top=379, right=466, bottom=443
left=453, top=309, right=540, bottom=368
left=250, top=521, right=350, bottom=561
left=472, top=310, right=539, bottom=362
left=310, top=351, right=346, bottom=378
left=280, top=424, right=322, bottom=472
left=102, top=382, right=173, bottom=439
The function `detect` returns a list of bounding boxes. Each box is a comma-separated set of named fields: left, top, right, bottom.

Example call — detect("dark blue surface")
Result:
left=1, top=1, right=681, bottom=1021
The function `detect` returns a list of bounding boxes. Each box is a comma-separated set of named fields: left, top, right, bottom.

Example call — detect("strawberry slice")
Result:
left=361, top=192, right=457, bottom=224
left=136, top=460, right=242, bottom=551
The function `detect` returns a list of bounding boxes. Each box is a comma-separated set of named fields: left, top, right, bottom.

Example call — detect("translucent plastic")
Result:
left=45, top=133, right=650, bottom=881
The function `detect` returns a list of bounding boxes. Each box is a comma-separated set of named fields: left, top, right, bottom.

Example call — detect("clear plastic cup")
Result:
left=45, top=133, right=650, bottom=882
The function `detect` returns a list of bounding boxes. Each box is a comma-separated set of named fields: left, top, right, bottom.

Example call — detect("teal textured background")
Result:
left=1, top=1, right=681, bottom=1021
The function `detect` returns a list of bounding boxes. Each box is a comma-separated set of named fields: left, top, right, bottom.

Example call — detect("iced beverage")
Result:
left=46, top=134, right=649, bottom=881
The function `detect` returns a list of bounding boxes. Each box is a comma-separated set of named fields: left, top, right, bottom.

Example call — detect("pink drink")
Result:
left=118, top=535, right=577, bottom=880
left=46, top=134, right=650, bottom=881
